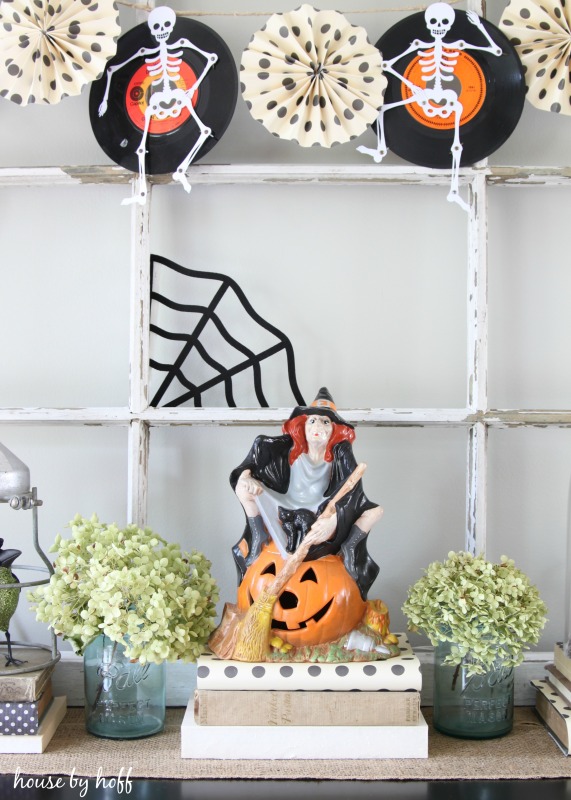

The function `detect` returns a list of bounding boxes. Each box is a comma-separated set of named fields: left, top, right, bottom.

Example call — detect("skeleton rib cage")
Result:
left=149, top=255, right=305, bottom=408
left=419, top=46, right=460, bottom=85
left=145, top=52, right=183, bottom=81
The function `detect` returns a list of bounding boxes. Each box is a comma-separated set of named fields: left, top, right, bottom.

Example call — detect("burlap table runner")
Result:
left=0, top=707, right=569, bottom=781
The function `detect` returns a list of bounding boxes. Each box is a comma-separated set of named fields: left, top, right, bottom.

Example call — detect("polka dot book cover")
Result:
left=0, top=682, right=53, bottom=735
left=196, top=632, right=422, bottom=692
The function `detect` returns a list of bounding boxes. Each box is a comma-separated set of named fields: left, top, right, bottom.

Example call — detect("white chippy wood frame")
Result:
left=2, top=163, right=571, bottom=558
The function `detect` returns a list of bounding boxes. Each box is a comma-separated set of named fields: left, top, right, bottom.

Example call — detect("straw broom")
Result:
left=231, top=462, right=367, bottom=662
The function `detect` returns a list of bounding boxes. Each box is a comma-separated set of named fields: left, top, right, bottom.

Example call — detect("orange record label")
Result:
left=126, top=62, right=199, bottom=135
left=401, top=50, right=486, bottom=130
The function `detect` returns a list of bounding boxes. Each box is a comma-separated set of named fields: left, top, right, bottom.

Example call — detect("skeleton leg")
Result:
left=172, top=96, right=213, bottom=193
left=357, top=106, right=389, bottom=163
left=122, top=109, right=153, bottom=206
left=357, top=93, right=425, bottom=163
left=446, top=102, right=470, bottom=213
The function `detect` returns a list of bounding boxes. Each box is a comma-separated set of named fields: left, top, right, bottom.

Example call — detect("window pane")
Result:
left=0, top=186, right=131, bottom=407
left=488, top=187, right=571, bottom=409
left=488, top=426, right=569, bottom=650
left=150, top=183, right=468, bottom=409
left=0, top=425, right=129, bottom=650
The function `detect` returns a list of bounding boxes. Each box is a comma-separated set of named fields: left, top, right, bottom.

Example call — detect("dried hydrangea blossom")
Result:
left=30, top=514, right=219, bottom=664
left=402, top=551, right=547, bottom=675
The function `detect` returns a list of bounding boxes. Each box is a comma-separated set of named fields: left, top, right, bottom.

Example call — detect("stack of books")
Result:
left=532, top=641, right=571, bottom=755
left=0, top=648, right=66, bottom=753
left=181, top=632, right=427, bottom=759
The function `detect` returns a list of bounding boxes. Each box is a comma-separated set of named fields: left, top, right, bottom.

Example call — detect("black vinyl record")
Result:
left=89, top=16, right=238, bottom=175
left=376, top=11, right=526, bottom=169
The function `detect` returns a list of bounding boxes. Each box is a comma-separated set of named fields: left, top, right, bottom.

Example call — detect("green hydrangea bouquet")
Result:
left=30, top=514, right=219, bottom=664
left=402, top=551, right=547, bottom=675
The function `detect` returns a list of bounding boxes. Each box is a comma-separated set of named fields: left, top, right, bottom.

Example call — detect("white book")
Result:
left=181, top=699, right=428, bottom=759
left=532, top=678, right=571, bottom=755
left=0, top=696, right=66, bottom=754
left=197, top=632, right=422, bottom=692
left=554, top=643, right=571, bottom=683
left=545, top=663, right=571, bottom=705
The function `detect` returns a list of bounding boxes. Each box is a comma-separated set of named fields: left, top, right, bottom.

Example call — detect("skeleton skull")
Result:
left=424, top=3, right=455, bottom=38
left=148, top=6, right=176, bottom=42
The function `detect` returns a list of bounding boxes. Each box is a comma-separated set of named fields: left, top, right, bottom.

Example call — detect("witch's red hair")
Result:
left=282, top=414, right=355, bottom=465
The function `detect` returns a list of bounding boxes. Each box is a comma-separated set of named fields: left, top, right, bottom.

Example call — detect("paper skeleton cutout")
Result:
left=358, top=4, right=502, bottom=212
left=97, top=7, right=218, bottom=205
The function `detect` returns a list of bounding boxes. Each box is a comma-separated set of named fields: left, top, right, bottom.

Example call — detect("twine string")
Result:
left=116, top=1, right=463, bottom=16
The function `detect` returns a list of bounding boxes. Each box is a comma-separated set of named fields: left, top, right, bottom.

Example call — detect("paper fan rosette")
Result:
left=0, top=0, right=121, bottom=105
left=500, top=0, right=571, bottom=114
left=241, top=4, right=386, bottom=147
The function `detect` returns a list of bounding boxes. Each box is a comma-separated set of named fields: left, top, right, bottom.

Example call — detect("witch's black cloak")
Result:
left=229, top=434, right=380, bottom=598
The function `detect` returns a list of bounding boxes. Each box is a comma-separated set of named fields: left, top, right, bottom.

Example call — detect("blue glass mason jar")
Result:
left=433, top=639, right=514, bottom=739
left=84, top=634, right=166, bottom=739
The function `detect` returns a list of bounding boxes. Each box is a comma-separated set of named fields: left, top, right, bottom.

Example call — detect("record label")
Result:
left=402, top=52, right=485, bottom=130
left=125, top=63, right=199, bottom=134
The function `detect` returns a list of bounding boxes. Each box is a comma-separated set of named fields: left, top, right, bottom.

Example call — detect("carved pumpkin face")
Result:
left=237, top=543, right=366, bottom=648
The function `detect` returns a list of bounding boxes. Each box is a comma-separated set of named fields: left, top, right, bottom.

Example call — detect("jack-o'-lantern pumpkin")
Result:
left=237, top=543, right=366, bottom=648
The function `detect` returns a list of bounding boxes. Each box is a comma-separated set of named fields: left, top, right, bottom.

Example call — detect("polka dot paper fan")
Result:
left=0, top=0, right=121, bottom=105
left=240, top=4, right=386, bottom=147
left=500, top=0, right=571, bottom=114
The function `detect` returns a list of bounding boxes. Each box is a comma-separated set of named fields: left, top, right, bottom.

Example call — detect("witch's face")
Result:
left=305, top=414, right=333, bottom=447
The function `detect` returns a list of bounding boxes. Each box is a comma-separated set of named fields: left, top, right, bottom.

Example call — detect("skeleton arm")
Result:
left=455, top=11, right=502, bottom=56
left=98, top=47, right=160, bottom=116
left=170, top=39, right=218, bottom=98
left=382, top=40, right=433, bottom=92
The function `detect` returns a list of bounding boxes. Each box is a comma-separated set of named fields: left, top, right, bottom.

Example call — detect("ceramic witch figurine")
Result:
left=209, top=388, right=400, bottom=663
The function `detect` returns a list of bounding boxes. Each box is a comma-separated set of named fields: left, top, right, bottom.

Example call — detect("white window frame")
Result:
left=2, top=163, right=570, bottom=562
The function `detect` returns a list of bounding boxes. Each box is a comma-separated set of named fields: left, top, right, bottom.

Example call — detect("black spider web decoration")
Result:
left=150, top=255, right=305, bottom=408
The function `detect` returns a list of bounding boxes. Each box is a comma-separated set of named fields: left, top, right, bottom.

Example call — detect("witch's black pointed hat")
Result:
left=288, top=387, right=353, bottom=429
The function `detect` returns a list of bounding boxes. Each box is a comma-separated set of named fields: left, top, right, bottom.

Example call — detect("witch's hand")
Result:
left=236, top=469, right=263, bottom=502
